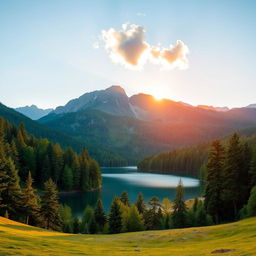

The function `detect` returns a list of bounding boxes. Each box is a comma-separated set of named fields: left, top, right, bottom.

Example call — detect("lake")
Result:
left=59, top=166, right=202, bottom=218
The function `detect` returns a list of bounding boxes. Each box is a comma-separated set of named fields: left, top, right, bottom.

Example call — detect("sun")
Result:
left=153, top=94, right=164, bottom=101
left=152, top=91, right=164, bottom=101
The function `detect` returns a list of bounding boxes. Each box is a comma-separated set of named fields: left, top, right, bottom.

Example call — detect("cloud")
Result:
left=100, top=24, right=189, bottom=70
left=150, top=40, right=189, bottom=69
left=101, top=24, right=149, bottom=69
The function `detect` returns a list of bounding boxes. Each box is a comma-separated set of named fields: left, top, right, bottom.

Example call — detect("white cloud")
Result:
left=100, top=24, right=189, bottom=70
left=150, top=40, right=189, bottom=70
left=101, top=24, right=149, bottom=69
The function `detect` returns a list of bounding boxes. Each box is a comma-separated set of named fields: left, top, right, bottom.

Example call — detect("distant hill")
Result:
left=246, top=103, right=256, bottom=108
left=0, top=103, right=126, bottom=166
left=39, top=86, right=256, bottom=164
left=197, top=105, right=229, bottom=112
left=15, top=105, right=53, bottom=120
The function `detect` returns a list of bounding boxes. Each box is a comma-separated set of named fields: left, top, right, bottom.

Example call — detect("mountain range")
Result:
left=2, top=85, right=256, bottom=165
left=36, top=85, right=256, bottom=163
left=15, top=105, right=53, bottom=120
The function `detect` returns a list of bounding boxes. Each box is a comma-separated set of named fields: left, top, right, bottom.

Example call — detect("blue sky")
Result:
left=1, top=0, right=256, bottom=109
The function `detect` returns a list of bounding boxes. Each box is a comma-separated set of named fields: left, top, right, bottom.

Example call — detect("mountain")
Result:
left=246, top=103, right=256, bottom=108
left=39, top=86, right=256, bottom=164
left=54, top=85, right=136, bottom=118
left=0, top=103, right=126, bottom=166
left=197, top=105, right=229, bottom=112
left=15, top=105, right=53, bottom=120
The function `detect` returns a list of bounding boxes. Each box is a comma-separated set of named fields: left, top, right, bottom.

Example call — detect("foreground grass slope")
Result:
left=0, top=217, right=256, bottom=256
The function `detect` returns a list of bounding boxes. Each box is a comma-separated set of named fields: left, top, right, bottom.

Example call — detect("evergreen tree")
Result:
left=0, top=158, right=22, bottom=218
left=59, top=204, right=73, bottom=233
left=79, top=155, right=89, bottom=191
left=222, top=133, right=243, bottom=219
left=81, top=205, right=94, bottom=233
left=71, top=154, right=80, bottom=190
left=0, top=158, right=8, bottom=214
left=250, top=152, right=256, bottom=188
left=109, top=197, right=122, bottom=234
left=62, top=165, right=73, bottom=191
left=22, top=172, right=41, bottom=225
left=172, top=180, right=187, bottom=228
left=127, top=205, right=144, bottom=232
left=88, top=215, right=98, bottom=234
left=247, top=186, right=256, bottom=217
left=145, top=196, right=161, bottom=230
left=205, top=140, right=225, bottom=223
left=41, top=179, right=61, bottom=230
left=120, top=191, right=130, bottom=206
left=162, top=198, right=172, bottom=215
left=73, top=217, right=81, bottom=234
left=195, top=201, right=208, bottom=226
left=94, top=199, right=106, bottom=231
left=135, top=192, right=145, bottom=214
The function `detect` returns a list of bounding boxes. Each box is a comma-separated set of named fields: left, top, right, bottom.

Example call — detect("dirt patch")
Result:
left=211, top=249, right=236, bottom=254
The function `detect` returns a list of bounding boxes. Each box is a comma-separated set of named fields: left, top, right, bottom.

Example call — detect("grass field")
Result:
left=0, top=217, right=256, bottom=256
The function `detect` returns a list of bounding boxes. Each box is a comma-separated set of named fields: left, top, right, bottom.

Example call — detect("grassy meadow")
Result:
left=0, top=217, right=256, bottom=256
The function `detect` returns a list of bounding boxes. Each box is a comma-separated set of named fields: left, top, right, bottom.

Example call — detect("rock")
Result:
left=211, top=249, right=236, bottom=254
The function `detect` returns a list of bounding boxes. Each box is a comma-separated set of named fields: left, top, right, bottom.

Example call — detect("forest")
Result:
left=0, top=116, right=101, bottom=221
left=138, top=134, right=256, bottom=180
left=1, top=114, right=256, bottom=234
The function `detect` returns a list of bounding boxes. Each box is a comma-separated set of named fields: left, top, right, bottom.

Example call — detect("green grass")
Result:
left=0, top=217, right=256, bottom=256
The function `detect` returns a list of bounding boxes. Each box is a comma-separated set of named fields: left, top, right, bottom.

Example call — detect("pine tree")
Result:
left=172, top=180, right=187, bottom=228
left=195, top=201, right=208, bottom=226
left=247, top=186, right=256, bottom=217
left=81, top=205, right=94, bottom=233
left=94, top=199, right=106, bottom=231
left=59, top=204, right=73, bottom=233
left=250, top=152, right=256, bottom=188
left=71, top=154, right=80, bottom=190
left=0, top=158, right=22, bottom=218
left=205, top=140, right=225, bottom=223
left=0, top=158, right=8, bottom=214
left=41, top=179, right=61, bottom=230
left=135, top=192, right=145, bottom=214
left=223, top=133, right=243, bottom=219
left=22, top=172, right=41, bottom=225
left=88, top=215, right=98, bottom=234
left=73, top=217, right=81, bottom=234
left=62, top=165, right=73, bottom=191
left=109, top=197, right=122, bottom=234
left=79, top=156, right=89, bottom=191
left=145, top=196, right=161, bottom=230
left=120, top=191, right=130, bottom=206
left=127, top=205, right=144, bottom=232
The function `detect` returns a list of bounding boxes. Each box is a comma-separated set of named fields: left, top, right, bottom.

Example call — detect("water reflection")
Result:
left=59, top=166, right=202, bottom=217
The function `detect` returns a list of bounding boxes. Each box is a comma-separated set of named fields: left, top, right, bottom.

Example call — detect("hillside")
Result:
left=0, top=216, right=256, bottom=255
left=39, top=86, right=256, bottom=164
left=0, top=103, right=127, bottom=166
left=15, top=105, right=53, bottom=120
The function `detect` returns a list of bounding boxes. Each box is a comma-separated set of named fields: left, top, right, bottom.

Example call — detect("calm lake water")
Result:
left=59, top=166, right=202, bottom=218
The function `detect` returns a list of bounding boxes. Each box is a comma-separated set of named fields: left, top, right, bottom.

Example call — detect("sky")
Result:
left=1, top=0, right=256, bottom=109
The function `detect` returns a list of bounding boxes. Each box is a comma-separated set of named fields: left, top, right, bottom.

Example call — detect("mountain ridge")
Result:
left=15, top=104, right=53, bottom=120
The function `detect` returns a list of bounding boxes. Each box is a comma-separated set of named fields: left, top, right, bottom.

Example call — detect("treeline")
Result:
left=0, top=103, right=128, bottom=167
left=205, top=134, right=256, bottom=222
left=138, top=143, right=210, bottom=177
left=58, top=185, right=214, bottom=234
left=0, top=116, right=101, bottom=191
